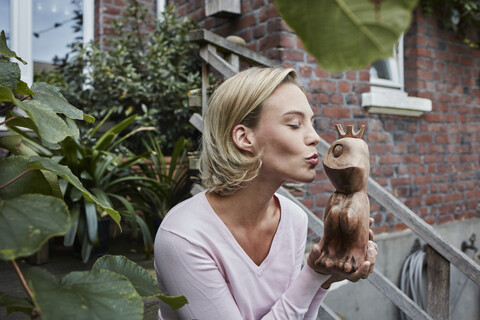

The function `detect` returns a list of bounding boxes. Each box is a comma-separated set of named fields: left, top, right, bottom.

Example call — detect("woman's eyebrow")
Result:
left=282, top=110, right=305, bottom=117
left=282, top=110, right=314, bottom=121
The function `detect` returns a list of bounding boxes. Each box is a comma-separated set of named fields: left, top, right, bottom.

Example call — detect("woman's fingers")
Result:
left=366, top=240, right=377, bottom=274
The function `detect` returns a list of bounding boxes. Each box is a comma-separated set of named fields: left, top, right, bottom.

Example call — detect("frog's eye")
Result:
left=333, top=144, right=343, bottom=158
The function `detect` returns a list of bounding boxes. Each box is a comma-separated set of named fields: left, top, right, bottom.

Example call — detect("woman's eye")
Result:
left=288, top=123, right=300, bottom=129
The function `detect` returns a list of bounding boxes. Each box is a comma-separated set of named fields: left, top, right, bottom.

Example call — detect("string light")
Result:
left=33, top=16, right=77, bottom=38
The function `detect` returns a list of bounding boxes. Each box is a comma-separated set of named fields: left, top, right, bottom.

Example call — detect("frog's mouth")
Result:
left=323, top=164, right=368, bottom=194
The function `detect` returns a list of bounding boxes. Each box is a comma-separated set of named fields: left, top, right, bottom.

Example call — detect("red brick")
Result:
left=322, top=107, right=350, bottom=118
left=313, top=93, right=329, bottom=105
left=338, top=81, right=351, bottom=93
left=378, top=155, right=401, bottom=164
left=309, top=182, right=335, bottom=194
left=372, top=225, right=391, bottom=235
left=402, top=154, right=421, bottom=163
left=438, top=215, right=453, bottom=224
left=299, top=65, right=312, bottom=77
left=414, top=175, right=431, bottom=184
left=330, top=94, right=343, bottom=105
left=258, top=5, right=279, bottom=22
left=393, top=223, right=409, bottom=232
left=309, top=79, right=336, bottom=92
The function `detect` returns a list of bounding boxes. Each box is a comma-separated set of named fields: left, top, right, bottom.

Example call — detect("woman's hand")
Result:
left=307, top=218, right=378, bottom=289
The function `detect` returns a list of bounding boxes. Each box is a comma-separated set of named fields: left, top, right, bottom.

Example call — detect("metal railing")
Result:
left=188, top=28, right=480, bottom=320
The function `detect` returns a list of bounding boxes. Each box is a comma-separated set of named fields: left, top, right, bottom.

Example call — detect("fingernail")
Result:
left=368, top=249, right=375, bottom=257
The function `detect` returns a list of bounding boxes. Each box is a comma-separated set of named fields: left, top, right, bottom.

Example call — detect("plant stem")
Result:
left=0, top=116, right=17, bottom=126
left=0, top=103, right=15, bottom=114
left=0, top=168, right=33, bottom=190
left=11, top=259, right=34, bottom=300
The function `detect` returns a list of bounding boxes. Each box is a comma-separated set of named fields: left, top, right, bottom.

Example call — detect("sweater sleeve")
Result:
left=155, top=229, right=329, bottom=320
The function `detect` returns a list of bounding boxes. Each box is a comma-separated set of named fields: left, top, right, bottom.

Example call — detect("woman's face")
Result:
left=252, top=83, right=320, bottom=184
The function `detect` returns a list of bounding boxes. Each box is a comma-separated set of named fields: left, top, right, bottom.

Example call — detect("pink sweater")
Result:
left=154, top=191, right=329, bottom=319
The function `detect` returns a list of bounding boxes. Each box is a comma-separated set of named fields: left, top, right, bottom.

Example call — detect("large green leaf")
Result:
left=93, top=255, right=188, bottom=309
left=64, top=205, right=80, bottom=247
left=0, top=194, right=70, bottom=260
left=0, top=30, right=26, bottom=64
left=84, top=200, right=98, bottom=243
left=19, top=99, right=79, bottom=145
left=27, top=267, right=143, bottom=320
left=0, top=156, right=52, bottom=199
left=93, top=255, right=159, bottom=297
left=0, top=86, right=20, bottom=103
left=26, top=156, right=122, bottom=228
left=275, top=0, right=418, bottom=72
left=0, top=60, right=21, bottom=90
left=0, top=137, right=62, bottom=198
left=31, top=82, right=84, bottom=120
left=0, top=291, right=34, bottom=317
left=15, top=80, right=35, bottom=96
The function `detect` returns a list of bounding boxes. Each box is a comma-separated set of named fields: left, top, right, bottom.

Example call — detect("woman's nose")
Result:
left=307, top=124, right=320, bottom=146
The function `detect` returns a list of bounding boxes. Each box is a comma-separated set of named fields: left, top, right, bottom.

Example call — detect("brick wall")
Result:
left=168, top=0, right=480, bottom=234
left=95, top=0, right=157, bottom=48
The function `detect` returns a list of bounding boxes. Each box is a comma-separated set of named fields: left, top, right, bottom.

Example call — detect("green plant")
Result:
left=59, top=111, right=158, bottom=262
left=126, top=134, right=192, bottom=236
left=0, top=30, right=187, bottom=318
left=420, top=0, right=480, bottom=48
left=57, top=1, right=202, bottom=153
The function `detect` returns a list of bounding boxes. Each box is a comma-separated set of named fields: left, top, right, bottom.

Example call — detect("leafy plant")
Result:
left=0, top=30, right=187, bottom=318
left=126, top=134, right=192, bottom=236
left=56, top=1, right=202, bottom=153
left=420, top=0, right=480, bottom=48
left=275, top=0, right=418, bottom=72
left=59, top=111, right=157, bottom=262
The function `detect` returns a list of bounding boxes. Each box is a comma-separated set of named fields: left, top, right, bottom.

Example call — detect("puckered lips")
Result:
left=307, top=153, right=319, bottom=166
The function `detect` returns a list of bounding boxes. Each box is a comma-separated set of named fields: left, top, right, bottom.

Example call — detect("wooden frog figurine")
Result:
left=316, top=124, right=370, bottom=273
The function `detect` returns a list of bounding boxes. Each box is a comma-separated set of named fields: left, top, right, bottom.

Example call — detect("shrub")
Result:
left=56, top=1, right=202, bottom=153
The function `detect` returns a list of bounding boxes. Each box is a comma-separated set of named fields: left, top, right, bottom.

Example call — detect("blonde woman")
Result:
left=154, top=67, right=378, bottom=319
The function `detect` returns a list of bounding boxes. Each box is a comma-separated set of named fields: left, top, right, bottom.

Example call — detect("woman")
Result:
left=154, top=67, right=378, bottom=319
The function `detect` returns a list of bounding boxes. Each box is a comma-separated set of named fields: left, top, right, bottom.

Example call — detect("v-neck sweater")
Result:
left=154, top=191, right=329, bottom=320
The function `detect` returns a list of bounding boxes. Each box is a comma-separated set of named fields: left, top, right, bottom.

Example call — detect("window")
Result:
left=33, top=0, right=83, bottom=65
left=369, top=37, right=403, bottom=91
left=157, top=0, right=166, bottom=16
left=0, top=0, right=9, bottom=42
left=362, top=35, right=432, bottom=117
left=5, top=0, right=94, bottom=85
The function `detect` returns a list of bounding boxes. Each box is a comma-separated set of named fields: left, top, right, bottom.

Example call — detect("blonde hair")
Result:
left=200, top=67, right=304, bottom=196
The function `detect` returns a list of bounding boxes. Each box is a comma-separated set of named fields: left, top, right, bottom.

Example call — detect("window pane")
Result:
left=33, top=0, right=83, bottom=65
left=370, top=59, right=393, bottom=81
left=0, top=0, right=10, bottom=41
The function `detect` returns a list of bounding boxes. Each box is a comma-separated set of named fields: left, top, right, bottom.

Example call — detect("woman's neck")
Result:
left=206, top=177, right=283, bottom=228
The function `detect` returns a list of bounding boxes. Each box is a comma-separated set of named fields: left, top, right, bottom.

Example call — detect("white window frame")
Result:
left=157, top=0, right=166, bottom=16
left=369, top=36, right=404, bottom=91
left=362, top=35, right=432, bottom=117
left=9, top=0, right=94, bottom=86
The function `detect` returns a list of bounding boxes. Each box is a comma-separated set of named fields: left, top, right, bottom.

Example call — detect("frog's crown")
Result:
left=336, top=124, right=365, bottom=139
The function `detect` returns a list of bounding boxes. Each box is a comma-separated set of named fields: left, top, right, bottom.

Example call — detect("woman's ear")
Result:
left=232, top=124, right=255, bottom=154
